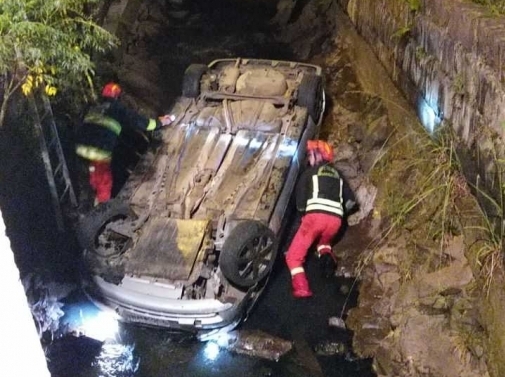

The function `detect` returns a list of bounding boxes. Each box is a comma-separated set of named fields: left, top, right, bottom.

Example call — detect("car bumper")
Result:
left=88, top=276, right=246, bottom=332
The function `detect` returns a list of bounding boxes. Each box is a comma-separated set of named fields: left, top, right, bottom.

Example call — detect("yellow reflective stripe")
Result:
left=76, top=145, right=112, bottom=162
left=290, top=267, right=305, bottom=276
left=146, top=118, right=157, bottom=131
left=84, top=113, right=122, bottom=135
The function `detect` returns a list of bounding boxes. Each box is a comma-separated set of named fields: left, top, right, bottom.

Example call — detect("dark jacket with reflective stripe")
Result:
left=295, top=163, right=356, bottom=218
left=75, top=99, right=161, bottom=161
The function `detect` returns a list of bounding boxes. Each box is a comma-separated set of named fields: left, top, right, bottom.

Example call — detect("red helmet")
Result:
left=101, top=82, right=122, bottom=99
left=307, top=140, right=334, bottom=162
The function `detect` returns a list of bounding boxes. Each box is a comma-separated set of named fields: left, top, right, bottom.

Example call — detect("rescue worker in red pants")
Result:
left=75, top=82, right=174, bottom=205
left=285, top=140, right=357, bottom=298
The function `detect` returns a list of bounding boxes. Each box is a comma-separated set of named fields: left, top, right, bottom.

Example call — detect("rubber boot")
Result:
left=291, top=273, right=313, bottom=298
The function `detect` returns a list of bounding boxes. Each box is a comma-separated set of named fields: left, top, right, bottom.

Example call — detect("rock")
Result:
left=347, top=182, right=377, bottom=225
left=270, top=0, right=297, bottom=27
left=472, top=344, right=484, bottom=358
left=339, top=284, right=350, bottom=295
left=432, top=296, right=448, bottom=310
left=314, top=340, right=348, bottom=356
left=328, top=316, right=346, bottom=329
left=378, top=271, right=401, bottom=291
left=416, top=261, right=473, bottom=298
left=395, top=311, right=485, bottom=377
left=348, top=122, right=367, bottom=143
left=360, top=148, right=386, bottom=174
left=372, top=247, right=399, bottom=271
left=443, top=235, right=466, bottom=262
left=136, top=20, right=162, bottom=40
left=362, top=115, right=392, bottom=151
left=225, top=330, right=293, bottom=361
left=334, top=142, right=356, bottom=161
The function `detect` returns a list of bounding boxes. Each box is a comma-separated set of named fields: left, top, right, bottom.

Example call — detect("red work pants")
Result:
left=89, top=161, right=113, bottom=204
left=285, top=212, right=342, bottom=272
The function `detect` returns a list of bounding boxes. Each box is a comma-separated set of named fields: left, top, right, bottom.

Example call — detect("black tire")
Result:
left=296, top=74, right=323, bottom=121
left=182, top=64, right=208, bottom=98
left=219, top=220, right=278, bottom=289
left=76, top=199, right=134, bottom=257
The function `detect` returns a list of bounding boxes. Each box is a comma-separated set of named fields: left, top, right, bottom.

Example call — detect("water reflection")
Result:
left=202, top=341, right=220, bottom=361
left=93, top=343, right=139, bottom=377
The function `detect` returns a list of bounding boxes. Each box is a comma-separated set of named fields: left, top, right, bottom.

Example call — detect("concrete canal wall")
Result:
left=337, top=0, right=505, bottom=206
left=334, top=1, right=505, bottom=376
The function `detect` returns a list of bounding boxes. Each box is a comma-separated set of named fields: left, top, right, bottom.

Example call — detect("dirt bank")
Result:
left=305, top=7, right=492, bottom=377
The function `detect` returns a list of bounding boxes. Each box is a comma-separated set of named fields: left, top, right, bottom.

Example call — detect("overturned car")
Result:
left=77, top=58, right=325, bottom=335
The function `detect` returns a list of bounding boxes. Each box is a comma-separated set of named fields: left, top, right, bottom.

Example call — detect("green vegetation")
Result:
left=366, top=115, right=503, bottom=286
left=415, top=46, right=428, bottom=60
left=453, top=74, right=465, bottom=95
left=356, top=114, right=499, bottom=371
left=368, top=124, right=467, bottom=279
left=472, top=0, right=505, bottom=15
left=0, top=0, right=119, bottom=127
left=405, top=0, right=421, bottom=12
left=391, top=26, right=411, bottom=41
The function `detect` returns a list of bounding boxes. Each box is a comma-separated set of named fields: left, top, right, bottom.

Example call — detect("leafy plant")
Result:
left=391, top=26, right=411, bottom=41
left=453, top=74, right=465, bottom=95
left=405, top=0, right=421, bottom=12
left=415, top=46, right=427, bottom=60
left=465, top=152, right=505, bottom=295
left=472, top=0, right=505, bottom=15
left=0, top=0, right=119, bottom=127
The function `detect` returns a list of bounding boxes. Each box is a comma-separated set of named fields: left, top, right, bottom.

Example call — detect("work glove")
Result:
left=320, top=253, right=336, bottom=279
left=345, top=199, right=360, bottom=217
left=159, top=114, right=176, bottom=126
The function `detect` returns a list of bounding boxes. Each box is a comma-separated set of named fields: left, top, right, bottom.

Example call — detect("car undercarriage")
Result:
left=77, top=58, right=325, bottom=331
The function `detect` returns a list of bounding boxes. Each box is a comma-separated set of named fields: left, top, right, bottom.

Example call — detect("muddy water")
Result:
left=46, top=220, right=375, bottom=377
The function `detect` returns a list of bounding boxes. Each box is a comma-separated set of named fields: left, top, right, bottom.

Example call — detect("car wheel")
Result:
left=297, top=74, right=323, bottom=121
left=77, top=199, right=134, bottom=258
left=219, top=220, right=278, bottom=289
left=182, top=64, right=208, bottom=98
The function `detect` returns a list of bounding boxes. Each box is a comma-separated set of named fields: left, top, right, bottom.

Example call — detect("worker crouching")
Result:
left=285, top=140, right=357, bottom=298
left=75, top=82, right=174, bottom=206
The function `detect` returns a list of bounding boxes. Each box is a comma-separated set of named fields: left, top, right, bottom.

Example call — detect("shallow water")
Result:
left=46, top=248, right=374, bottom=377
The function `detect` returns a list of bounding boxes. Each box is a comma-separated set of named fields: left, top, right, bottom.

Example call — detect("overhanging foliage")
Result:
left=0, top=0, right=119, bottom=127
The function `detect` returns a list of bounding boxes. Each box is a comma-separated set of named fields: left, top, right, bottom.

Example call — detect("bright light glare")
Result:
left=201, top=331, right=238, bottom=361
left=234, top=133, right=264, bottom=149
left=61, top=301, right=119, bottom=342
left=278, top=139, right=297, bottom=158
left=203, top=341, right=220, bottom=361
left=418, top=98, right=441, bottom=134
left=80, top=310, right=119, bottom=342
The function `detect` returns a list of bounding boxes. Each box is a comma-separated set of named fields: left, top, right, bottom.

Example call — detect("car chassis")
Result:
left=77, top=58, right=325, bottom=335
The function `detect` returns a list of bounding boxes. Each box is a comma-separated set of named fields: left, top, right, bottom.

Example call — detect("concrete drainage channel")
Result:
left=43, top=0, right=496, bottom=376
left=43, top=1, right=379, bottom=377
